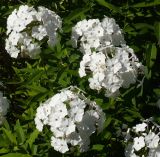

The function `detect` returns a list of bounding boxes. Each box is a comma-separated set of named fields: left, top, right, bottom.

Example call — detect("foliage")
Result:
left=0, top=0, right=160, bottom=156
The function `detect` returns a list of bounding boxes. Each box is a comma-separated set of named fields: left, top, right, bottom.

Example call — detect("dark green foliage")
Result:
left=0, top=0, right=160, bottom=156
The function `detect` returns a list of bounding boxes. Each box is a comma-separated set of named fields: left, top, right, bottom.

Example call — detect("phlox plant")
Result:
left=124, top=118, right=160, bottom=157
left=0, top=0, right=160, bottom=157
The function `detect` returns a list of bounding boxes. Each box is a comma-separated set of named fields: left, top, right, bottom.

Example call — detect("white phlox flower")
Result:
left=79, top=46, right=143, bottom=97
left=72, top=17, right=143, bottom=97
left=34, top=86, right=105, bottom=153
left=125, top=143, right=139, bottom=157
left=124, top=119, right=160, bottom=157
left=51, top=137, right=69, bottom=154
left=133, top=122, right=147, bottom=133
left=145, top=132, right=160, bottom=149
left=133, top=136, right=145, bottom=151
left=6, top=5, right=62, bottom=58
left=71, top=16, right=125, bottom=54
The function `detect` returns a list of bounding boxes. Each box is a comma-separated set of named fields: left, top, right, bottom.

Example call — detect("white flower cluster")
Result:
left=72, top=17, right=143, bottom=97
left=124, top=119, right=160, bottom=157
left=34, top=87, right=105, bottom=153
left=79, top=46, right=143, bottom=97
left=6, top=5, right=62, bottom=58
left=0, top=91, right=9, bottom=125
left=72, top=17, right=125, bottom=53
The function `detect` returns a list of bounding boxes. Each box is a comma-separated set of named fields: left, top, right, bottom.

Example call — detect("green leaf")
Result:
left=132, top=0, right=160, bottom=7
left=24, top=70, right=44, bottom=85
left=123, top=115, right=134, bottom=122
left=3, top=120, right=10, bottom=131
left=69, top=54, right=80, bottom=63
left=144, top=66, right=151, bottom=79
left=25, top=84, right=48, bottom=94
left=126, top=109, right=142, bottom=119
left=64, top=8, right=89, bottom=24
left=0, top=135, right=10, bottom=147
left=30, top=144, right=38, bottom=155
left=26, top=129, right=39, bottom=148
left=1, top=128, right=17, bottom=145
left=58, top=71, right=71, bottom=87
left=146, top=43, right=157, bottom=68
left=92, top=144, right=104, bottom=151
left=133, top=23, right=154, bottom=30
left=154, top=88, right=160, bottom=96
left=154, top=22, right=160, bottom=44
left=0, top=153, right=31, bottom=157
left=0, top=148, right=9, bottom=154
left=14, top=120, right=25, bottom=144
left=104, top=116, right=112, bottom=128
left=104, top=131, right=112, bottom=139
left=95, top=0, right=120, bottom=13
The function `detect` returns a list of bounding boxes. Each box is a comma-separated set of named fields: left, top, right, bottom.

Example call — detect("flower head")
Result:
left=6, top=5, right=62, bottom=58
left=71, top=17, right=125, bottom=54
left=124, top=119, right=160, bottom=157
left=133, top=136, right=145, bottom=151
left=35, top=86, right=105, bottom=153
left=78, top=46, right=143, bottom=97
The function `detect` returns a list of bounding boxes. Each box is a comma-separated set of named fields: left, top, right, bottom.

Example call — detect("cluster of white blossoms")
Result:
left=124, top=119, right=160, bottom=157
left=72, top=17, right=143, bottom=97
left=34, top=87, right=105, bottom=153
left=5, top=5, right=62, bottom=58
left=79, top=46, right=143, bottom=97
left=71, top=17, right=125, bottom=54
left=0, top=91, right=9, bottom=125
